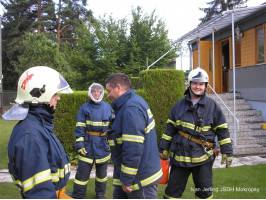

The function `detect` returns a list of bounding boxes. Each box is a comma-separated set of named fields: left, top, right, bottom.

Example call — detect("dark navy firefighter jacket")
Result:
left=8, top=107, right=71, bottom=199
left=108, top=89, right=162, bottom=191
left=159, top=93, right=233, bottom=168
left=75, top=100, right=113, bottom=164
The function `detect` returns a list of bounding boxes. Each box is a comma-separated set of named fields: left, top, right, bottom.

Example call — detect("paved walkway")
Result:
left=1, top=155, right=266, bottom=183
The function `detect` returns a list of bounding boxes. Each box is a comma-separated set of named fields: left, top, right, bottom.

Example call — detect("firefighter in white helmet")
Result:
left=72, top=83, right=113, bottom=199
left=3, top=66, right=73, bottom=199
left=159, top=67, right=233, bottom=199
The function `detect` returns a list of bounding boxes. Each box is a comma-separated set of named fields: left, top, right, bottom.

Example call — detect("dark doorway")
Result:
left=222, top=41, right=230, bottom=92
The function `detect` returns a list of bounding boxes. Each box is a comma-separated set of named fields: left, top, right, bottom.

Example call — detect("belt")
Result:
left=86, top=130, right=106, bottom=136
left=179, top=130, right=214, bottom=148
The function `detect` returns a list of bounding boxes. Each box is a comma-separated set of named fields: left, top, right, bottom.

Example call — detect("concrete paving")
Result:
left=1, top=155, right=266, bottom=183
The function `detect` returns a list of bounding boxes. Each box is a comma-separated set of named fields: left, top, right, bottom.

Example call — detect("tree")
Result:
left=56, top=0, right=94, bottom=45
left=13, top=32, right=77, bottom=87
left=128, top=7, right=177, bottom=73
left=0, top=0, right=93, bottom=90
left=200, top=0, right=248, bottom=23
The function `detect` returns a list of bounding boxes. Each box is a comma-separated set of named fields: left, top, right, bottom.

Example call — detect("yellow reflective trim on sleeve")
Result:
left=213, top=123, right=228, bottom=131
left=96, top=154, right=111, bottom=164
left=76, top=122, right=86, bottom=127
left=108, top=140, right=115, bottom=146
left=79, top=155, right=93, bottom=164
left=76, top=137, right=84, bottom=142
left=218, top=137, right=231, bottom=145
left=113, top=179, right=122, bottom=186
left=202, top=126, right=211, bottom=131
left=147, top=108, right=153, bottom=119
left=74, top=178, right=89, bottom=185
left=116, top=137, right=122, bottom=144
left=22, top=169, right=51, bottom=192
left=140, top=169, right=163, bottom=187
left=162, top=134, right=172, bottom=141
left=145, top=119, right=155, bottom=134
left=122, top=134, right=145, bottom=143
left=167, top=119, right=177, bottom=127
left=112, top=179, right=140, bottom=190
left=96, top=176, right=107, bottom=182
left=130, top=183, right=140, bottom=191
left=121, top=164, right=138, bottom=175
left=86, top=120, right=109, bottom=127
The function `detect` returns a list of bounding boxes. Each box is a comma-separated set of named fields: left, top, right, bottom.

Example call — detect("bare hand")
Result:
left=122, top=183, right=132, bottom=193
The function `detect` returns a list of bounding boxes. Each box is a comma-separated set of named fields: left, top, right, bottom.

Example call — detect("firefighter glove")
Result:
left=78, top=148, right=87, bottom=156
left=159, top=150, right=169, bottom=160
left=221, top=153, right=233, bottom=168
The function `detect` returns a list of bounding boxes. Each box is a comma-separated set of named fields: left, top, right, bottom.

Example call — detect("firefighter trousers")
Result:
left=113, top=184, right=158, bottom=199
left=72, top=160, right=108, bottom=199
left=164, top=162, right=213, bottom=199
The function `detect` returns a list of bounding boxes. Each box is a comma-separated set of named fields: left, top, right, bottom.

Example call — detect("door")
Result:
left=222, top=41, right=229, bottom=92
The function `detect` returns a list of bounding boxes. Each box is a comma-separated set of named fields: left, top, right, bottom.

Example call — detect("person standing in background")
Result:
left=72, top=83, right=113, bottom=199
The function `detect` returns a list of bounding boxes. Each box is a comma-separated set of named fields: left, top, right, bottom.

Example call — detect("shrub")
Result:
left=54, top=69, right=185, bottom=159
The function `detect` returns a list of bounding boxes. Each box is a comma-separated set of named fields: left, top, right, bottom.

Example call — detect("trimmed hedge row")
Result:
left=54, top=69, right=185, bottom=160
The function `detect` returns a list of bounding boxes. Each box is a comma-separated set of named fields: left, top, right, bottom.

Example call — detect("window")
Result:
left=256, top=25, right=264, bottom=63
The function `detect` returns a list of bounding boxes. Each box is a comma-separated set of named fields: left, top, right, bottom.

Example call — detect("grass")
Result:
left=1, top=118, right=266, bottom=199
left=0, top=118, right=18, bottom=169
left=0, top=164, right=265, bottom=199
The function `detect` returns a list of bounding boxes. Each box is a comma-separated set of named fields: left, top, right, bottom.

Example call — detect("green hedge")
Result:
left=130, top=77, right=140, bottom=89
left=139, top=69, right=185, bottom=141
left=54, top=69, right=185, bottom=160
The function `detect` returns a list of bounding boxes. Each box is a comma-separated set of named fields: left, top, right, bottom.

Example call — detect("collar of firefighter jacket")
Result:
left=28, top=106, right=54, bottom=132
left=111, top=89, right=134, bottom=111
left=185, top=92, right=207, bottom=106
left=88, top=99, right=102, bottom=107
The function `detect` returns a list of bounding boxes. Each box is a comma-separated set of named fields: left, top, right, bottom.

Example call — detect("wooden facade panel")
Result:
left=192, top=41, right=222, bottom=93
left=241, top=28, right=256, bottom=66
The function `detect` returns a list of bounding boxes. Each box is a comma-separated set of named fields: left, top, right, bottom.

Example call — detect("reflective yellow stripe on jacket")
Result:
left=86, top=120, right=109, bottom=127
left=113, top=169, right=162, bottom=191
left=170, top=150, right=213, bottom=163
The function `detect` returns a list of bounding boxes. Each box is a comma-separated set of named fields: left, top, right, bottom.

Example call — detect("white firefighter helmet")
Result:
left=88, top=83, right=104, bottom=103
left=3, top=66, right=73, bottom=120
left=187, top=67, right=209, bottom=85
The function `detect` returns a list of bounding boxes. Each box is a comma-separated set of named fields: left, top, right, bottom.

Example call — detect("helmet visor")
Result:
left=57, top=75, right=73, bottom=94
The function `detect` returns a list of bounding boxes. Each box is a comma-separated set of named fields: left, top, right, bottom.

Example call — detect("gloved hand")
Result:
left=159, top=150, right=169, bottom=160
left=78, top=148, right=87, bottom=156
left=221, top=153, right=233, bottom=168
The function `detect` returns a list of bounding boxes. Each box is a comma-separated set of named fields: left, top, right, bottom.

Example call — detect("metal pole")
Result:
left=0, top=15, right=3, bottom=116
left=0, top=15, right=2, bottom=93
left=197, top=37, right=200, bottom=68
left=147, top=46, right=175, bottom=70
left=212, top=28, right=216, bottom=92
left=231, top=12, right=237, bottom=147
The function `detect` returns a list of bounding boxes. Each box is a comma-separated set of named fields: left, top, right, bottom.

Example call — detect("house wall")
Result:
left=229, top=65, right=266, bottom=121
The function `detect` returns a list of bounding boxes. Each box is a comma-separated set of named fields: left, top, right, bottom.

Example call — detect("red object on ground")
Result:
left=158, top=158, right=169, bottom=184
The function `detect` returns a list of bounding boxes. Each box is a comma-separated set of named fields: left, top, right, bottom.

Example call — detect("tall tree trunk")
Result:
left=57, top=0, right=62, bottom=45
left=37, top=0, right=42, bottom=33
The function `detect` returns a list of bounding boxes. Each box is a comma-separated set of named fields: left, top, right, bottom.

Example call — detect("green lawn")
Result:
left=1, top=118, right=266, bottom=199
left=0, top=118, right=18, bottom=169
left=0, top=164, right=265, bottom=199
